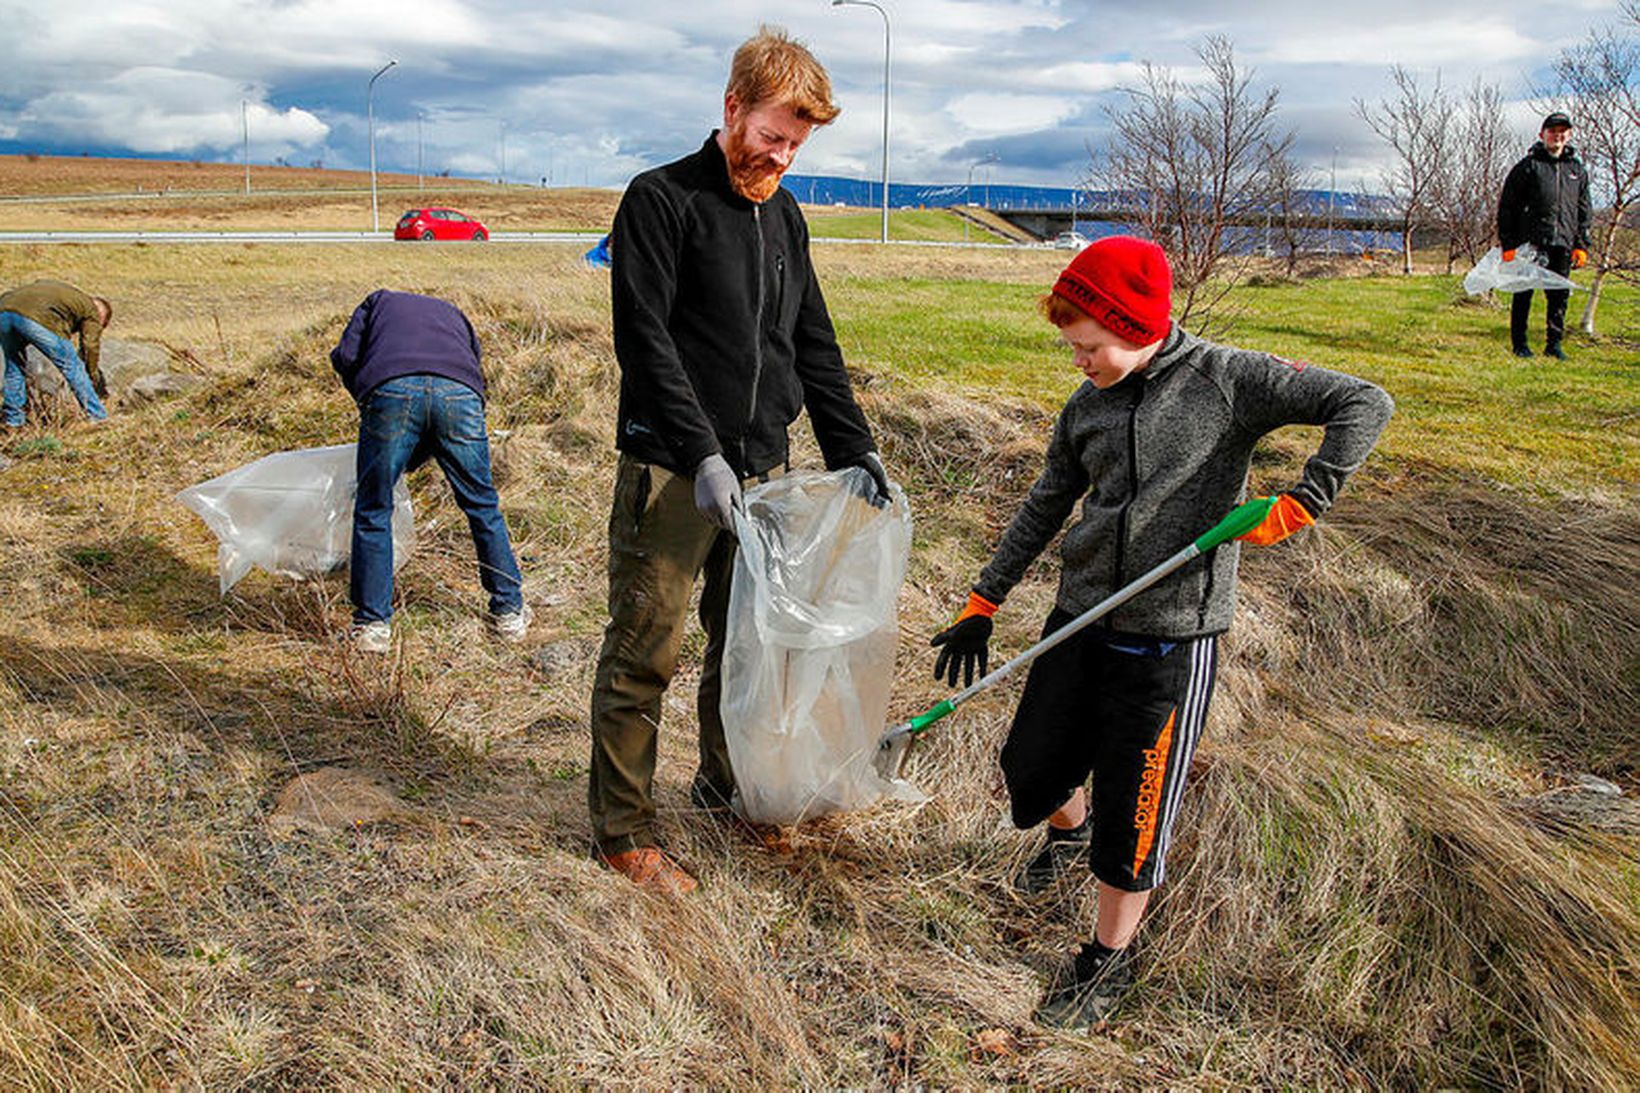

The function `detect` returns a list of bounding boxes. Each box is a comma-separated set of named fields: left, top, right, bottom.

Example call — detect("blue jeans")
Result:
left=351, top=374, right=523, bottom=624
left=0, top=311, right=109, bottom=426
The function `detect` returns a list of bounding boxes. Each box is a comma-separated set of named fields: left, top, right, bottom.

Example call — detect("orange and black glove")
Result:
left=1500, top=248, right=1517, bottom=262
left=931, top=592, right=996, bottom=687
left=1237, top=493, right=1315, bottom=546
left=1572, top=248, right=1588, bottom=269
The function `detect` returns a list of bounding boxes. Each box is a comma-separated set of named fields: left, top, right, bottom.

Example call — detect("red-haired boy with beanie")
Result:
left=930, top=236, right=1393, bottom=1028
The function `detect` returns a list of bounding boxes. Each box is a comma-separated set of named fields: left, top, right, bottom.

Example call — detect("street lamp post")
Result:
left=368, top=59, right=398, bottom=232
left=1328, top=147, right=1338, bottom=255
left=965, top=152, right=997, bottom=243
left=832, top=0, right=891, bottom=244
left=417, top=111, right=424, bottom=191
left=241, top=100, right=250, bottom=195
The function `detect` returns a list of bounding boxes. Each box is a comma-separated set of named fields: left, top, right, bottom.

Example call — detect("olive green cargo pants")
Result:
left=588, top=455, right=778, bottom=855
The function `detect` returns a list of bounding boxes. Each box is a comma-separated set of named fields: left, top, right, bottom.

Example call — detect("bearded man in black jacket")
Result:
left=1496, top=111, right=1592, bottom=359
left=588, top=26, right=890, bottom=895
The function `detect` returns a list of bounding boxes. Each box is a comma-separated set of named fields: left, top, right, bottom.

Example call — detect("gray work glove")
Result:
left=693, top=453, right=742, bottom=531
left=840, top=451, right=892, bottom=507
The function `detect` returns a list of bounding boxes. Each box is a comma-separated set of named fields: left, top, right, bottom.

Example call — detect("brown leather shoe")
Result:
left=597, top=847, right=698, bottom=897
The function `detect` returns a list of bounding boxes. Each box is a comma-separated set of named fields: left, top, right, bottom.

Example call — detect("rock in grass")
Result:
left=99, top=339, right=175, bottom=390
left=126, top=371, right=204, bottom=403
left=533, top=640, right=585, bottom=678
left=1516, top=778, right=1640, bottom=836
left=269, top=766, right=405, bottom=835
left=1571, top=773, right=1623, bottom=796
left=26, top=338, right=173, bottom=395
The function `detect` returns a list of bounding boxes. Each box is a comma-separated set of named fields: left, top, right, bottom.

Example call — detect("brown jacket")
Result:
left=0, top=280, right=104, bottom=374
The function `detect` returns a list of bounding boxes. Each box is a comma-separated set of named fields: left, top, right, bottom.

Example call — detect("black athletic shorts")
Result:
left=999, top=608, right=1218, bottom=892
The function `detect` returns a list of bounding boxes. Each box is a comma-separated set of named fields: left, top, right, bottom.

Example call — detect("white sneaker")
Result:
left=351, top=620, right=392, bottom=654
left=489, top=603, right=532, bottom=644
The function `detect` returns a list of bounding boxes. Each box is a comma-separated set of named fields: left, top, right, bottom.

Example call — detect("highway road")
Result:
left=0, top=229, right=606, bottom=245
left=0, top=229, right=1032, bottom=249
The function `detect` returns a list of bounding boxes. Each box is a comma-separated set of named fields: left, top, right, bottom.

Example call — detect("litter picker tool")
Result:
left=873, top=495, right=1278, bottom=779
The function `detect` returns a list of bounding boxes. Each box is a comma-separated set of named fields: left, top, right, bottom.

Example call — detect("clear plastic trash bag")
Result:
left=176, top=443, right=415, bottom=595
left=1463, top=243, right=1580, bottom=295
left=722, top=468, right=925, bottom=824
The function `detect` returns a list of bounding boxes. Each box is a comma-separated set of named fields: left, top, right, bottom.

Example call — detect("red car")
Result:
left=394, top=207, right=489, bottom=241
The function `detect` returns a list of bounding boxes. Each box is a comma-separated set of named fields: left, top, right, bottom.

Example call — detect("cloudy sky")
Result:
left=0, top=0, right=1626, bottom=191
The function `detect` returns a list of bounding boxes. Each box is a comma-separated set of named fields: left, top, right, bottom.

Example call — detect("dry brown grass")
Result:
left=0, top=155, right=621, bottom=232
left=0, top=154, right=475, bottom=197
left=0, top=187, right=621, bottom=234
left=1, top=239, right=1636, bottom=1088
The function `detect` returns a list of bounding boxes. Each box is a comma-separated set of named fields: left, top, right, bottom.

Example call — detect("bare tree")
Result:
left=1356, top=67, right=1452, bottom=274
left=1545, top=23, right=1640, bottom=334
left=1438, top=80, right=1512, bottom=272
left=1261, top=140, right=1312, bottom=277
left=1093, top=36, right=1293, bottom=334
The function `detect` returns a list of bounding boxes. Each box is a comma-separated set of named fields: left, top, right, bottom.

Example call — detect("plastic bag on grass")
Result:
left=176, top=443, right=414, bottom=595
left=721, top=468, right=924, bottom=824
left=1463, top=243, right=1580, bottom=295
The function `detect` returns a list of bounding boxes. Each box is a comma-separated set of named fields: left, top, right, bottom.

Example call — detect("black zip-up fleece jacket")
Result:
left=974, top=327, right=1393, bottom=639
left=610, top=133, right=876, bottom=478
left=1497, top=141, right=1592, bottom=252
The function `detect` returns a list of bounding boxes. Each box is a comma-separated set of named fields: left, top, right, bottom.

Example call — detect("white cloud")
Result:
left=944, top=92, right=1081, bottom=134
left=1256, top=18, right=1536, bottom=67
left=1016, top=61, right=1151, bottom=94
left=20, top=68, right=327, bottom=155
left=0, top=0, right=1629, bottom=187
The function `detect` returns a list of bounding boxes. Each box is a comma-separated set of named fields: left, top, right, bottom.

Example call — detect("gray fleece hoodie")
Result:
left=974, top=325, right=1393, bottom=638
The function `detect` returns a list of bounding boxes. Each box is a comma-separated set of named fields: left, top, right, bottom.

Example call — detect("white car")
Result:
left=1053, top=231, right=1091, bottom=250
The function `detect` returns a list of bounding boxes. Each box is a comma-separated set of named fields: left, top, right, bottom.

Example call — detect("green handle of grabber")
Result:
left=908, top=699, right=956, bottom=736
left=1194, top=495, right=1278, bottom=553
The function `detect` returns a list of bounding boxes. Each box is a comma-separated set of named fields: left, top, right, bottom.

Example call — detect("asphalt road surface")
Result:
left=0, top=230, right=606, bottom=245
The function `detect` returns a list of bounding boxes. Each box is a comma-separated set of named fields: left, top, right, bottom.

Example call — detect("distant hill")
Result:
left=0, top=153, right=490, bottom=198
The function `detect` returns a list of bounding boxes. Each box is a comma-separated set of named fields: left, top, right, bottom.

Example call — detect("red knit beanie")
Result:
left=1051, top=236, right=1173, bottom=345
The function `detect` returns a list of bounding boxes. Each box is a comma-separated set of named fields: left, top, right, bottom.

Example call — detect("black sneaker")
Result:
left=1035, top=942, right=1134, bottom=1029
left=1512, top=344, right=1534, bottom=358
left=1544, top=344, right=1568, bottom=360
left=1014, top=819, right=1091, bottom=895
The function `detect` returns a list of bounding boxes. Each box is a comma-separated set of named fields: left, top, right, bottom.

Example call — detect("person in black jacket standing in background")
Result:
left=588, top=26, right=890, bottom=895
left=1496, top=111, right=1592, bottom=359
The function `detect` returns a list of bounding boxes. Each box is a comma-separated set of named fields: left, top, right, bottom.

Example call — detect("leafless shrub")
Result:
left=1356, top=66, right=1452, bottom=275
left=1093, top=36, right=1295, bottom=335
left=1438, top=80, right=1512, bottom=272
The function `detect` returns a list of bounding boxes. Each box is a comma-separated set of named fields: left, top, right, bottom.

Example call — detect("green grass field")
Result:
left=805, top=207, right=981, bottom=241
left=1, top=235, right=1636, bottom=1088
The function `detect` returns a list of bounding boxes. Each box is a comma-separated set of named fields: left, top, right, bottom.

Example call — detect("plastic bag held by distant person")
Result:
left=176, top=444, right=415, bottom=595
left=721, top=468, right=924, bottom=824
left=1463, top=243, right=1581, bottom=296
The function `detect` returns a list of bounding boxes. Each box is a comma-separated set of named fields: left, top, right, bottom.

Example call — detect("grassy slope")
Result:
left=1, top=238, right=1637, bottom=1088
left=804, top=208, right=978, bottom=242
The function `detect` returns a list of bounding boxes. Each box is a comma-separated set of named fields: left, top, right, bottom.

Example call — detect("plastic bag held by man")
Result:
left=721, top=468, right=924, bottom=824
left=177, top=443, right=415, bottom=595
left=1463, top=243, right=1580, bottom=296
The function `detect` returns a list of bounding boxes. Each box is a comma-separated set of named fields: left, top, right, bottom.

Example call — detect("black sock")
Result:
left=1075, top=939, right=1128, bottom=979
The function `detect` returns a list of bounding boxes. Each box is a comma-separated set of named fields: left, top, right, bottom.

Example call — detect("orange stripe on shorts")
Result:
left=1131, top=707, right=1177, bottom=877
